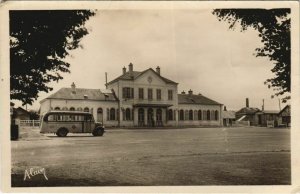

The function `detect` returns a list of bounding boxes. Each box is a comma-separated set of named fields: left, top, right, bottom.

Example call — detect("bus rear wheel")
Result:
left=92, top=127, right=104, bottom=136
left=56, top=128, right=68, bottom=137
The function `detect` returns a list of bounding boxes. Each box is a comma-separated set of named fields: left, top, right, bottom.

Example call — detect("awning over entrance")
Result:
left=133, top=103, right=173, bottom=108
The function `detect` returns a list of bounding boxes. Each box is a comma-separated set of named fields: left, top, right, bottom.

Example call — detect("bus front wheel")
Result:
left=92, top=127, right=104, bottom=136
left=56, top=128, right=68, bottom=137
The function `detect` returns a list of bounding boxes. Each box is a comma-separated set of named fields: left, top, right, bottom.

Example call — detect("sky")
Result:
left=14, top=9, right=288, bottom=111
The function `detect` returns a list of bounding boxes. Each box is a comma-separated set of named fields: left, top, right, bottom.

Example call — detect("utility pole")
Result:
left=105, top=72, right=108, bottom=89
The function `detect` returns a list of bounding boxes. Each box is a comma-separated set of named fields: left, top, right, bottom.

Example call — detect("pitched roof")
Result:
left=222, top=111, right=236, bottom=119
left=236, top=107, right=261, bottom=115
left=279, top=104, right=291, bottom=116
left=106, top=68, right=178, bottom=85
left=178, top=94, right=222, bottom=105
left=42, top=88, right=117, bottom=102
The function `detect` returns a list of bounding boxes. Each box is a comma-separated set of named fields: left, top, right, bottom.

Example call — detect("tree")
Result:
left=212, top=9, right=290, bottom=102
left=10, top=10, right=95, bottom=105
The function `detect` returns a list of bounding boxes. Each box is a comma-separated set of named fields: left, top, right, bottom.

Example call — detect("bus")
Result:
left=40, top=111, right=105, bottom=137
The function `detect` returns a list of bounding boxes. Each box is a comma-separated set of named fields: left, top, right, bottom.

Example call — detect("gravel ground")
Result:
left=11, top=127, right=291, bottom=186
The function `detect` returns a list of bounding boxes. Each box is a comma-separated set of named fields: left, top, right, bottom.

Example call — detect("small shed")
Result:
left=222, top=110, right=236, bottom=127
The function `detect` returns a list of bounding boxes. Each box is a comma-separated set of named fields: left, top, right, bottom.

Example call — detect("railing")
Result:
left=18, top=120, right=40, bottom=127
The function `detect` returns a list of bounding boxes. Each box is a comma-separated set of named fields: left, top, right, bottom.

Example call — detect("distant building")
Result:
left=222, top=107, right=236, bottom=127
left=236, top=98, right=261, bottom=126
left=40, top=63, right=223, bottom=127
left=236, top=98, right=290, bottom=127
left=12, top=107, right=30, bottom=125
left=278, top=105, right=291, bottom=127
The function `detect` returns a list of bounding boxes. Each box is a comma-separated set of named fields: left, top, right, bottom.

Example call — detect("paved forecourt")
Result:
left=11, top=127, right=290, bottom=186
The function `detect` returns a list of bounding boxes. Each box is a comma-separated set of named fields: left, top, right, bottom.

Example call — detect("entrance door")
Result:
left=156, top=109, right=162, bottom=127
left=147, top=108, right=154, bottom=127
left=138, top=108, right=145, bottom=127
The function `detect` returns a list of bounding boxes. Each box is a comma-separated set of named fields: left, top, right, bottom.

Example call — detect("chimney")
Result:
left=71, top=82, right=76, bottom=94
left=246, top=98, right=249, bottom=108
left=188, top=89, right=193, bottom=95
left=105, top=72, right=108, bottom=89
left=122, top=66, right=126, bottom=75
left=156, top=66, right=160, bottom=75
left=224, top=106, right=227, bottom=111
left=128, top=63, right=133, bottom=73
left=181, top=91, right=186, bottom=94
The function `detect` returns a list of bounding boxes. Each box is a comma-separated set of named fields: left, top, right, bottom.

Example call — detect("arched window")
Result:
left=70, top=107, right=75, bottom=111
left=168, top=109, right=173, bottom=120
left=77, top=107, right=83, bottom=111
left=62, top=107, right=68, bottom=111
left=207, top=110, right=211, bottom=120
left=125, top=108, right=131, bottom=120
left=179, top=110, right=184, bottom=121
left=84, top=107, right=89, bottom=112
left=194, top=110, right=198, bottom=120
left=54, top=107, right=60, bottom=110
left=189, top=110, right=193, bottom=120
left=110, top=108, right=116, bottom=120
left=97, top=108, right=103, bottom=122
left=215, top=110, right=219, bottom=120
left=185, top=110, right=189, bottom=120
left=198, top=110, right=202, bottom=120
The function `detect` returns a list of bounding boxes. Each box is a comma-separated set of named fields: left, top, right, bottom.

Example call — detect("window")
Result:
left=215, top=110, right=219, bottom=120
left=97, top=108, right=103, bottom=122
left=198, top=110, right=202, bottom=120
left=168, top=90, right=173, bottom=100
left=168, top=109, right=173, bottom=120
left=156, top=89, right=161, bottom=100
left=207, top=110, right=211, bottom=120
left=110, top=108, right=116, bottom=120
left=84, top=107, right=89, bottom=112
left=125, top=108, right=131, bottom=120
left=123, top=87, right=134, bottom=99
left=179, top=110, right=184, bottom=121
left=70, top=107, right=75, bottom=111
left=139, top=88, right=144, bottom=99
left=148, top=88, right=153, bottom=100
left=189, top=110, right=193, bottom=120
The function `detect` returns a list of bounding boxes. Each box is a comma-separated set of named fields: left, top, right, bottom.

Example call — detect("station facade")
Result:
left=40, top=63, right=223, bottom=127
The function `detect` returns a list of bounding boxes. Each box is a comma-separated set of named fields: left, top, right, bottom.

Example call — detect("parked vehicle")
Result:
left=40, top=111, right=105, bottom=137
